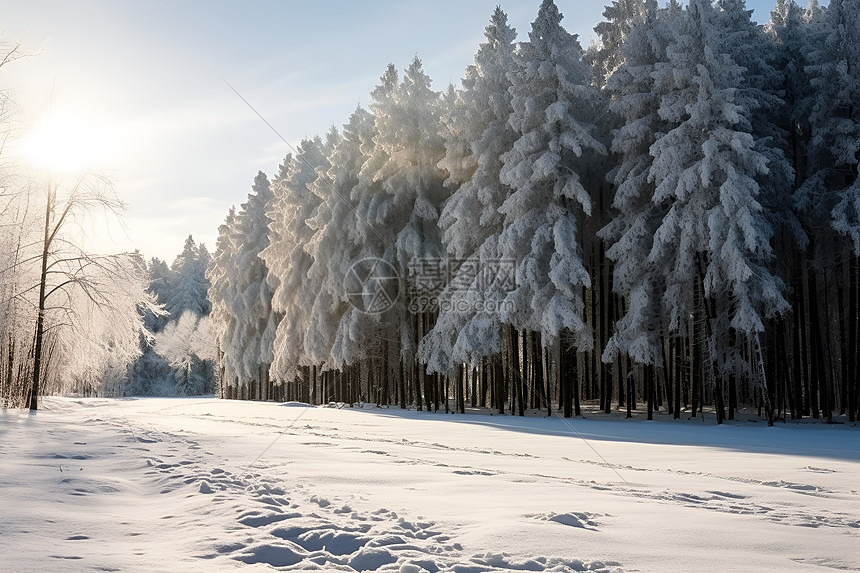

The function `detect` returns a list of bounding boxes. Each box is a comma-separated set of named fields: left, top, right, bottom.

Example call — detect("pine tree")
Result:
left=145, top=257, right=172, bottom=332
left=806, top=0, right=860, bottom=252
left=306, top=109, right=375, bottom=370
left=229, top=171, right=276, bottom=391
left=605, top=0, right=790, bottom=423
left=165, top=235, right=210, bottom=319
left=422, top=6, right=519, bottom=374
left=209, top=207, right=240, bottom=396
left=438, top=7, right=517, bottom=260
left=592, top=0, right=659, bottom=88
left=262, top=140, right=328, bottom=383
left=498, top=0, right=606, bottom=350
left=600, top=0, right=668, bottom=366
left=147, top=257, right=172, bottom=305
left=351, top=58, right=448, bottom=371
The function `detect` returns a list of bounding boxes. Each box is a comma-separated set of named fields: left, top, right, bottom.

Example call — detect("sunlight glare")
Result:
left=20, top=112, right=115, bottom=175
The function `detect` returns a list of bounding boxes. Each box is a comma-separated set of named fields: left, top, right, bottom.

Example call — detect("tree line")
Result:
left=208, top=0, right=860, bottom=425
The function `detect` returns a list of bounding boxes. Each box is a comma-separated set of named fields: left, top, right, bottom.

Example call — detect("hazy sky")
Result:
left=0, top=0, right=795, bottom=262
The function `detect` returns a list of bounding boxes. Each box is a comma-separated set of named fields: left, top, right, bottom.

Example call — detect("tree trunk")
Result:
left=849, top=255, right=858, bottom=422
left=646, top=364, right=653, bottom=421
left=30, top=193, right=54, bottom=411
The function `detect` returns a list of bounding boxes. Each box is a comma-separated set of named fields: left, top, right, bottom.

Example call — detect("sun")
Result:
left=19, top=112, right=115, bottom=176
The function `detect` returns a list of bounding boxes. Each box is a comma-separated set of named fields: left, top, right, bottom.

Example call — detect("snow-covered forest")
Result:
left=127, top=235, right=217, bottom=397
left=2, top=2, right=859, bottom=570
left=3, top=0, right=859, bottom=427
left=0, top=166, right=157, bottom=407
left=0, top=180, right=216, bottom=405
left=0, top=44, right=215, bottom=405
left=209, top=0, right=860, bottom=425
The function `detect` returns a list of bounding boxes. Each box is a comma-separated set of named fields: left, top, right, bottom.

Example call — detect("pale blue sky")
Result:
left=0, top=0, right=803, bottom=261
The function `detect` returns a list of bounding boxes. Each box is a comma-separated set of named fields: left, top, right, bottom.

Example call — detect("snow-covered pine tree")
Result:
left=261, top=140, right=328, bottom=386
left=196, top=243, right=211, bottom=313
left=144, top=257, right=172, bottom=333
left=328, top=88, right=391, bottom=381
left=299, top=128, right=342, bottom=369
left=337, top=58, right=449, bottom=407
left=600, top=0, right=668, bottom=370
left=328, top=111, right=396, bottom=390
left=592, top=0, right=658, bottom=89
left=790, top=0, right=860, bottom=422
left=714, top=0, right=795, bottom=240
left=498, top=0, right=606, bottom=351
left=147, top=257, right=172, bottom=305
left=805, top=0, right=860, bottom=253
left=208, top=207, right=240, bottom=397
left=767, top=0, right=817, bottom=193
left=224, top=171, right=277, bottom=398
left=165, top=235, right=210, bottom=320
left=606, top=0, right=789, bottom=423
left=421, top=6, right=518, bottom=376
left=805, top=0, right=822, bottom=23
left=438, top=7, right=517, bottom=261
left=304, top=110, right=375, bottom=373
left=377, top=56, right=448, bottom=276
left=760, top=0, right=828, bottom=422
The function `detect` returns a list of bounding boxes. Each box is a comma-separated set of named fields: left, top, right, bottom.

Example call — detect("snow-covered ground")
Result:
left=1, top=398, right=858, bottom=572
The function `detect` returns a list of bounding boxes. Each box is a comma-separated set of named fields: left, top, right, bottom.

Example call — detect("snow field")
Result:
left=1, top=397, right=857, bottom=572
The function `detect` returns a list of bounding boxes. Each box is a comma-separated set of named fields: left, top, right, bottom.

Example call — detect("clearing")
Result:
left=1, top=397, right=858, bottom=572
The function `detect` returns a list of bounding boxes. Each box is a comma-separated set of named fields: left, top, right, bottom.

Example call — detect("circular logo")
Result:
left=344, top=257, right=400, bottom=314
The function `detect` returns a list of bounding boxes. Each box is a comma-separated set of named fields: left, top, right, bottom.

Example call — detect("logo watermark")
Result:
left=408, top=295, right=516, bottom=315
left=344, top=256, right=517, bottom=315
left=344, top=258, right=400, bottom=314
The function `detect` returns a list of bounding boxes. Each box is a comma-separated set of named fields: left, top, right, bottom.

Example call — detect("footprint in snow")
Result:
left=530, top=511, right=602, bottom=531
